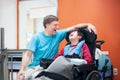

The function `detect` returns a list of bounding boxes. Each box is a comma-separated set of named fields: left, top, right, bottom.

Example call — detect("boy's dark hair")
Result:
left=76, top=29, right=83, bottom=37
left=75, top=29, right=84, bottom=41
left=43, top=15, right=58, bottom=28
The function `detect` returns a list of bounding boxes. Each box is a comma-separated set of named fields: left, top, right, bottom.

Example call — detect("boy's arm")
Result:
left=53, top=48, right=64, bottom=60
left=82, top=43, right=92, bottom=63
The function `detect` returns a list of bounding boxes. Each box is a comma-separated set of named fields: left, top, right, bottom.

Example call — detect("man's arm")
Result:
left=17, top=50, right=33, bottom=79
left=66, top=23, right=97, bottom=34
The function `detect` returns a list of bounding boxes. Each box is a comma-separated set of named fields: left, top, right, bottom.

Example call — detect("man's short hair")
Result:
left=43, top=15, right=58, bottom=28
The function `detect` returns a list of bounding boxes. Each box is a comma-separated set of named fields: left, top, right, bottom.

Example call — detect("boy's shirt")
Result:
left=53, top=43, right=92, bottom=63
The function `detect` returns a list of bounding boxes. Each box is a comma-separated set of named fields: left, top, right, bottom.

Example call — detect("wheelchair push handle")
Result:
left=96, top=40, right=105, bottom=45
left=96, top=40, right=105, bottom=49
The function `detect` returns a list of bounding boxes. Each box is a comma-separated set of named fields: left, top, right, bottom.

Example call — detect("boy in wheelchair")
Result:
left=35, top=28, right=93, bottom=80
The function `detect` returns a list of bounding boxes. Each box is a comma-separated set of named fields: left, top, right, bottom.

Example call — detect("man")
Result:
left=17, top=15, right=97, bottom=80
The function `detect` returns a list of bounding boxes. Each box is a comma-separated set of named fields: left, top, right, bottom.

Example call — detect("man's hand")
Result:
left=75, top=23, right=97, bottom=34
left=87, top=23, right=97, bottom=34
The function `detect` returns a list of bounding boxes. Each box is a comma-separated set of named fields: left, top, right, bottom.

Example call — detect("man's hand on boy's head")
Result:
left=87, top=23, right=97, bottom=34
left=73, top=23, right=97, bottom=34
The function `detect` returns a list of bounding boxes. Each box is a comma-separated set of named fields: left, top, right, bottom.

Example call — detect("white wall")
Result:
left=19, top=0, right=57, bottom=49
left=0, top=0, right=16, bottom=49
left=0, top=0, right=57, bottom=49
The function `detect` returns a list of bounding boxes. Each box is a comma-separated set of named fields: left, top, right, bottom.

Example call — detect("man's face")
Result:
left=46, top=21, right=59, bottom=35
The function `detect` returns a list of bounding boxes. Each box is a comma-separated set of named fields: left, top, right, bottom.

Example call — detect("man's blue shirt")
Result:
left=27, top=29, right=66, bottom=66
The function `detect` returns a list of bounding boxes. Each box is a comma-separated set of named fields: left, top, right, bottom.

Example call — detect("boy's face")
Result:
left=69, top=30, right=81, bottom=41
left=46, top=21, right=59, bottom=35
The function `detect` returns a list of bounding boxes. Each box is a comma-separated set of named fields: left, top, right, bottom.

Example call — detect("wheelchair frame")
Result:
left=38, top=28, right=113, bottom=80
left=72, top=40, right=113, bottom=80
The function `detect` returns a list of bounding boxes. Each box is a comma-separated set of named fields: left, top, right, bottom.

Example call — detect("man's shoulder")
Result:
left=57, top=29, right=66, bottom=32
left=34, top=32, right=43, bottom=36
left=56, top=29, right=67, bottom=34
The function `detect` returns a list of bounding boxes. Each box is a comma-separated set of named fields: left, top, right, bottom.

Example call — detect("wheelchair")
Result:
left=72, top=40, right=113, bottom=80
left=37, top=28, right=113, bottom=80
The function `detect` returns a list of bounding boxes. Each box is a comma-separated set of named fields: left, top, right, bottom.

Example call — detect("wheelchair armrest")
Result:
left=73, top=63, right=96, bottom=72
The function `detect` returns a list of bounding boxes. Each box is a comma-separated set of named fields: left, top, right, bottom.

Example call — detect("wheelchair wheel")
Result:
left=86, top=70, right=101, bottom=80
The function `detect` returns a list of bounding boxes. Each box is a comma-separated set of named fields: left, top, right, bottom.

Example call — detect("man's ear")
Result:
left=46, top=24, right=50, bottom=28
